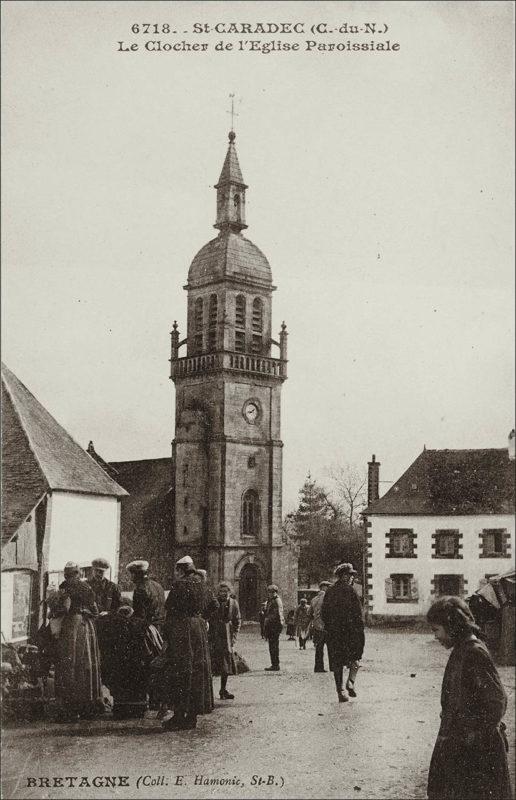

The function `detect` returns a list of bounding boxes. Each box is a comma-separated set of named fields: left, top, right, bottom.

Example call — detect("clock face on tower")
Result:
left=243, top=400, right=260, bottom=424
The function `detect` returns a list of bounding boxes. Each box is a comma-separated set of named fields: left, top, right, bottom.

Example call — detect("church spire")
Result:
left=214, top=131, right=248, bottom=232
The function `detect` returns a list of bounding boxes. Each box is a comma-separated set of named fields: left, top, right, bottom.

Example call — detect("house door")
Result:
left=239, top=564, right=259, bottom=620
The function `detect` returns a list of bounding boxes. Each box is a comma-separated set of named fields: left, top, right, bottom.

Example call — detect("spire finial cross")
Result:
left=227, top=93, right=239, bottom=132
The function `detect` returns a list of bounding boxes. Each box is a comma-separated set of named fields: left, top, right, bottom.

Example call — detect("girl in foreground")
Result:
left=427, top=596, right=512, bottom=800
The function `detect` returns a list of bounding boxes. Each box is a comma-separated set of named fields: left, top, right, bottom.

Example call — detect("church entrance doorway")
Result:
left=239, top=563, right=259, bottom=620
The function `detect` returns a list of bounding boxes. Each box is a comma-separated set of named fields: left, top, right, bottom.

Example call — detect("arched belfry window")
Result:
left=234, top=193, right=241, bottom=221
left=251, top=298, right=263, bottom=354
left=252, top=298, right=263, bottom=332
left=208, top=294, right=218, bottom=351
left=194, top=297, right=203, bottom=353
left=235, top=295, right=246, bottom=353
left=242, top=490, right=260, bottom=537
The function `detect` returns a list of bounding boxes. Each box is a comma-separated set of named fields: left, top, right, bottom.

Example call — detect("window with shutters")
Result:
left=386, top=529, right=416, bottom=558
left=433, top=530, right=461, bottom=558
left=480, top=529, right=510, bottom=558
left=208, top=294, right=218, bottom=351
left=385, top=574, right=418, bottom=603
left=242, top=490, right=260, bottom=537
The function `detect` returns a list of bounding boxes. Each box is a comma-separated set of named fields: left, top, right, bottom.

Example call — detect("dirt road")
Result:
left=2, top=627, right=514, bottom=800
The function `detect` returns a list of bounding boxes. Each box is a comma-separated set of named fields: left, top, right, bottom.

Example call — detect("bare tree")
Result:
left=325, top=463, right=367, bottom=532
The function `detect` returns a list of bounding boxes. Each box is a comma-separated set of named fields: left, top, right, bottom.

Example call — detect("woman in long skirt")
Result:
left=54, top=562, right=102, bottom=720
left=96, top=599, right=149, bottom=719
left=162, top=556, right=214, bottom=730
left=208, top=582, right=241, bottom=699
left=427, top=596, right=512, bottom=800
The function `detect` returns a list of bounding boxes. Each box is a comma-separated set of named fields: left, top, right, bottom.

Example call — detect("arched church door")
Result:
left=239, top=564, right=259, bottom=620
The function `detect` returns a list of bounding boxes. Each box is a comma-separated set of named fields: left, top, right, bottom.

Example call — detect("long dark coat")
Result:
left=427, top=637, right=512, bottom=800
left=96, top=612, right=148, bottom=717
left=133, top=578, right=165, bottom=628
left=163, top=573, right=214, bottom=714
left=87, top=576, right=122, bottom=614
left=321, top=580, right=364, bottom=669
left=208, top=598, right=241, bottom=676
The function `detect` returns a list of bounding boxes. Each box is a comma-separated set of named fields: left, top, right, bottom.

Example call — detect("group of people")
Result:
left=36, top=556, right=512, bottom=798
left=39, top=555, right=241, bottom=731
left=260, top=563, right=364, bottom=701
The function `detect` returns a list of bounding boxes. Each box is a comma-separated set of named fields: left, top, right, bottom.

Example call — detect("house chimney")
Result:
left=509, top=429, right=515, bottom=460
left=367, top=454, right=380, bottom=504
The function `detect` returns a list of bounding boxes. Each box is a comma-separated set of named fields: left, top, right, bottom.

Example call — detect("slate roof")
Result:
left=188, top=230, right=272, bottom=285
left=364, top=448, right=515, bottom=516
left=1, top=363, right=127, bottom=545
left=216, top=137, right=246, bottom=187
left=108, top=458, right=174, bottom=586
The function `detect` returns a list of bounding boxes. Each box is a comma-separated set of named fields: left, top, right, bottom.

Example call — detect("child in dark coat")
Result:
left=427, top=595, right=512, bottom=800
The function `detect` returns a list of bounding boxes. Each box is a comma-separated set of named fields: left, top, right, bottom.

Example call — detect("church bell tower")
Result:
left=169, top=130, right=290, bottom=618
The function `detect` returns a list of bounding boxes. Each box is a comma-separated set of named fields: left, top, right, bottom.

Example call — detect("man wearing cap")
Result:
left=263, top=584, right=285, bottom=671
left=87, top=558, right=122, bottom=615
left=309, top=580, right=332, bottom=672
left=127, top=560, right=165, bottom=630
left=321, top=563, right=364, bottom=702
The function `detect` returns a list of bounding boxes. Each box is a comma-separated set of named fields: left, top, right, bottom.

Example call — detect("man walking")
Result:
left=263, top=584, right=284, bottom=671
left=321, top=563, right=364, bottom=702
left=309, top=580, right=331, bottom=672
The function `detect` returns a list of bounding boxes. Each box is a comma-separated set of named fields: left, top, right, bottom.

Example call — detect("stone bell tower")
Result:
left=169, top=130, right=295, bottom=618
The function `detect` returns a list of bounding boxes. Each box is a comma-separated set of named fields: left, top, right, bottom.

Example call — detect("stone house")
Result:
left=363, top=433, right=515, bottom=622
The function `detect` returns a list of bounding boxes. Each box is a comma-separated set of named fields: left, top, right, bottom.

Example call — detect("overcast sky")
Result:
left=2, top=1, right=514, bottom=512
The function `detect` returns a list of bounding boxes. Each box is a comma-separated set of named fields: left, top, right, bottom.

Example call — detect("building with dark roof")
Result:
left=1, top=363, right=127, bottom=642
left=363, top=434, right=515, bottom=621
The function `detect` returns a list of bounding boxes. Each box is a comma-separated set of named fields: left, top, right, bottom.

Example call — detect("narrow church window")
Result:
left=252, top=298, right=263, bottom=332
left=248, top=456, right=256, bottom=468
left=235, top=330, right=246, bottom=353
left=194, top=297, right=204, bottom=353
left=242, top=490, right=260, bottom=537
left=235, top=295, right=246, bottom=328
left=208, top=294, right=218, bottom=351
left=195, top=298, right=203, bottom=330
left=184, top=495, right=189, bottom=509
left=183, top=526, right=188, bottom=537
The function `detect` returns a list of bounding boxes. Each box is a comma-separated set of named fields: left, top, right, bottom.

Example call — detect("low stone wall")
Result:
left=366, top=613, right=430, bottom=631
